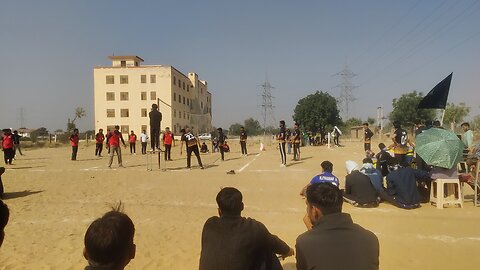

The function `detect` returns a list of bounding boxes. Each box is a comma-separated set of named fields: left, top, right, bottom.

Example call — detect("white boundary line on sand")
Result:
left=238, top=153, right=261, bottom=173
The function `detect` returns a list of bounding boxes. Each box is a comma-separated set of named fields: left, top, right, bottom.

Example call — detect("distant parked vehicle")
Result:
left=198, top=133, right=212, bottom=140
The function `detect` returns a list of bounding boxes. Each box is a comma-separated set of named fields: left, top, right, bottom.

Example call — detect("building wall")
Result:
left=94, top=59, right=212, bottom=136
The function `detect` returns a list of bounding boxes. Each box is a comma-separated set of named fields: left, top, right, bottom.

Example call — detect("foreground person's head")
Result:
left=0, top=200, right=9, bottom=247
left=216, top=187, right=244, bottom=217
left=84, top=205, right=136, bottom=270
left=305, top=183, right=343, bottom=225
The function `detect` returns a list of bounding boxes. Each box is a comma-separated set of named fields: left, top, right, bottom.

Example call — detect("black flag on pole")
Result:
left=417, top=73, right=453, bottom=109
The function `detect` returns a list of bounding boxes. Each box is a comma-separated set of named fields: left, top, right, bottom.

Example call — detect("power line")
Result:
left=259, top=74, right=276, bottom=131
left=333, top=64, right=358, bottom=119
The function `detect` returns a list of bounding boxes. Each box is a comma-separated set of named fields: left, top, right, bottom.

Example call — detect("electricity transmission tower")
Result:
left=17, top=107, right=26, bottom=128
left=334, top=64, right=358, bottom=119
left=259, top=76, right=276, bottom=134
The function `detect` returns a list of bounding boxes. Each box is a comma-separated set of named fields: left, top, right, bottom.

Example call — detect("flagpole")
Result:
left=440, top=109, right=446, bottom=126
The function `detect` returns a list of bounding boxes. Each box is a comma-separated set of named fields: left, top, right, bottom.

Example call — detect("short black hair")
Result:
left=84, top=206, right=135, bottom=268
left=0, top=200, right=9, bottom=247
left=114, top=125, right=120, bottom=130
left=306, top=183, right=342, bottom=215
left=363, top=122, right=369, bottom=126
left=393, top=121, right=401, bottom=129
left=279, top=120, right=285, bottom=126
left=461, top=122, right=470, bottom=128
left=433, top=120, right=441, bottom=127
left=320, top=160, right=333, bottom=173
left=363, top=157, right=373, bottom=164
left=378, top=143, right=386, bottom=149
left=216, top=187, right=243, bottom=216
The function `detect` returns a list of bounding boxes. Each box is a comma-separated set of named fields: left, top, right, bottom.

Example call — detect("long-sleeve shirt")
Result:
left=386, top=167, right=430, bottom=205
left=199, top=215, right=290, bottom=270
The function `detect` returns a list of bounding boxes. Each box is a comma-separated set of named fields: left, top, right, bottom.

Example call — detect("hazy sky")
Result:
left=1, top=0, right=479, bottom=132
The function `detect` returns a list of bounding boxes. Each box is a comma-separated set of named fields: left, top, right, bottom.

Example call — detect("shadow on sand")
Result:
left=3, top=190, right=44, bottom=200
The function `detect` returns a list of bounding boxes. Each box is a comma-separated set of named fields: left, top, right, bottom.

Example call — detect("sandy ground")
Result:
left=0, top=139, right=479, bottom=270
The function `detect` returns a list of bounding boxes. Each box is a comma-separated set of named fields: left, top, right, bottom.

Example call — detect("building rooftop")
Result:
left=108, top=55, right=144, bottom=62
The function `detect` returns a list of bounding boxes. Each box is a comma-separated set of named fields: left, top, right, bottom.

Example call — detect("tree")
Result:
left=443, top=102, right=470, bottom=129
left=343, top=117, right=362, bottom=130
left=390, top=91, right=436, bottom=126
left=473, top=115, right=480, bottom=131
left=244, top=118, right=262, bottom=136
left=367, top=117, right=376, bottom=125
left=228, top=123, right=242, bottom=136
left=293, top=91, right=342, bottom=132
left=67, top=107, right=86, bottom=133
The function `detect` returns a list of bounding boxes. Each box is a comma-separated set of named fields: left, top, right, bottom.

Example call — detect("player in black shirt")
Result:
left=292, top=123, right=301, bottom=161
left=239, top=127, right=248, bottom=156
left=217, top=128, right=227, bottom=161
left=277, top=120, right=287, bottom=167
left=363, top=123, right=374, bottom=151
left=149, top=103, right=162, bottom=151
left=180, top=128, right=204, bottom=169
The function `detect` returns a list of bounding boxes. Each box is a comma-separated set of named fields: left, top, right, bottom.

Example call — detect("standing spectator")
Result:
left=95, top=129, right=105, bottom=157
left=277, top=120, right=287, bottom=167
left=12, top=130, right=23, bottom=158
left=180, top=128, right=203, bottom=169
left=140, top=130, right=148, bottom=155
left=292, top=123, right=301, bottom=161
left=391, top=121, right=410, bottom=165
left=0, top=199, right=9, bottom=247
left=363, top=123, right=374, bottom=152
left=1, top=130, right=14, bottom=165
left=286, top=128, right=292, bottom=155
left=461, top=122, right=473, bottom=149
left=128, top=131, right=137, bottom=154
left=162, top=127, right=174, bottom=161
left=200, top=187, right=294, bottom=270
left=239, top=126, right=248, bottom=156
left=296, top=183, right=379, bottom=270
left=83, top=205, right=135, bottom=270
left=332, top=126, right=342, bottom=146
left=375, top=143, right=395, bottom=177
left=149, top=103, right=162, bottom=151
left=108, top=125, right=126, bottom=168
left=217, top=128, right=227, bottom=161
left=342, top=160, right=379, bottom=208
left=105, top=129, right=111, bottom=154
left=70, top=129, right=79, bottom=161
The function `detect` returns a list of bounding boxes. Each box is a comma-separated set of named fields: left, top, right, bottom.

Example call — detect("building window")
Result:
left=107, top=109, right=115, bottom=118
left=183, top=82, right=185, bottom=90
left=174, top=126, right=177, bottom=134
left=106, top=75, right=114, bottom=84
left=121, top=125, right=129, bottom=134
left=120, top=92, right=129, bottom=101
left=141, top=125, right=147, bottom=133
left=121, top=61, right=126, bottom=67
left=183, top=111, right=186, bottom=119
left=120, top=75, right=128, bottom=84
left=150, top=74, right=156, bottom=83
left=173, top=93, right=176, bottom=101
left=187, top=113, right=190, bottom=120
left=187, top=85, right=189, bottom=92
left=141, top=75, right=146, bottom=83
left=106, top=92, right=115, bottom=101
left=173, top=76, right=176, bottom=85
left=207, top=96, right=209, bottom=102
left=121, top=109, right=129, bottom=117
left=201, top=88, right=203, bottom=94
left=141, top=92, right=147, bottom=100
left=141, top=108, right=147, bottom=117
left=150, top=91, right=157, bottom=100
left=107, top=125, right=115, bottom=132
left=178, top=94, right=182, bottom=103
left=173, top=109, right=176, bottom=118
left=183, top=96, right=185, bottom=105
left=201, top=102, right=203, bottom=109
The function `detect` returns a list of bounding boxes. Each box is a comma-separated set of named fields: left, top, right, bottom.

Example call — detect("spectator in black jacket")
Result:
left=342, top=160, right=379, bottom=208
left=200, top=187, right=294, bottom=270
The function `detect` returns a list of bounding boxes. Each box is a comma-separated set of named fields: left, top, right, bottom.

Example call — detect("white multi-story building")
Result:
left=93, top=56, right=212, bottom=135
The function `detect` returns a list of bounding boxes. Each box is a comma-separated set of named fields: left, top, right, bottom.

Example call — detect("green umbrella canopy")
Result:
left=415, top=128, right=465, bottom=169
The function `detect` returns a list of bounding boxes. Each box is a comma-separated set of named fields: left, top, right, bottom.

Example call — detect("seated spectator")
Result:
left=296, top=183, right=379, bottom=270
left=83, top=205, right=136, bottom=270
left=200, top=187, right=294, bottom=270
left=200, top=142, right=209, bottom=153
left=359, top=159, right=398, bottom=206
left=300, top=161, right=339, bottom=196
left=342, top=160, right=379, bottom=208
left=375, top=143, right=395, bottom=177
left=0, top=200, right=9, bottom=247
left=386, top=162, right=431, bottom=209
